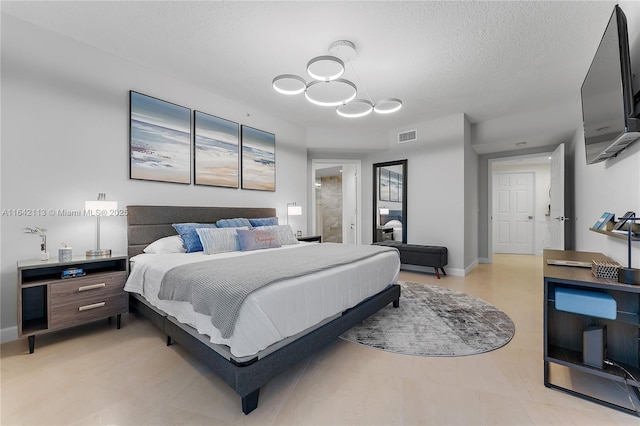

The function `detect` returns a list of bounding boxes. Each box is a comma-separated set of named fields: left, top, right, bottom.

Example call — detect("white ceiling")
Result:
left=1, top=1, right=620, bottom=153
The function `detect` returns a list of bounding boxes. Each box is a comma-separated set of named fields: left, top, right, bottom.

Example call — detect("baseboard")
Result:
left=1, top=326, right=18, bottom=344
left=465, top=259, right=479, bottom=275
left=400, top=264, right=465, bottom=277
left=479, top=257, right=491, bottom=264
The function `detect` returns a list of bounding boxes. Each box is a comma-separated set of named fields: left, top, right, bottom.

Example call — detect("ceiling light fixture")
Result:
left=272, top=74, right=307, bottom=95
left=306, top=56, right=345, bottom=81
left=272, top=40, right=402, bottom=118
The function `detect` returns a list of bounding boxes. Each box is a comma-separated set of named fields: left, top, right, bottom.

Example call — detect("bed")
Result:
left=125, top=205, right=401, bottom=414
left=380, top=210, right=403, bottom=241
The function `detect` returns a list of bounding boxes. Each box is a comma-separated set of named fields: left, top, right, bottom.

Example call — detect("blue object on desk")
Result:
left=555, top=287, right=617, bottom=320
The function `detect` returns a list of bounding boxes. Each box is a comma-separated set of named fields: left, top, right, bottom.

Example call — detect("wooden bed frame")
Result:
left=126, top=205, right=401, bottom=414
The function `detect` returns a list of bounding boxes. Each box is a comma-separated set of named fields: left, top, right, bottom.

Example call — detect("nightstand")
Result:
left=297, top=235, right=322, bottom=243
left=376, top=227, right=394, bottom=242
left=17, top=254, right=128, bottom=353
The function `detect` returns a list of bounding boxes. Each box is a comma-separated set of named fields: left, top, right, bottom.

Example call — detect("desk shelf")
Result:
left=589, top=227, right=639, bottom=241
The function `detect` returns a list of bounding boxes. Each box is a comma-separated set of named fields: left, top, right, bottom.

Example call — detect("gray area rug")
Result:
left=340, top=281, right=515, bottom=357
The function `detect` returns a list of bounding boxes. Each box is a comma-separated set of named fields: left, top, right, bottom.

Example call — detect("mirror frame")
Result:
left=372, top=159, right=407, bottom=243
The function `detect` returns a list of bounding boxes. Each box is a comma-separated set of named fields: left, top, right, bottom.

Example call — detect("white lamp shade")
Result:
left=85, top=200, right=117, bottom=216
left=287, top=205, right=302, bottom=216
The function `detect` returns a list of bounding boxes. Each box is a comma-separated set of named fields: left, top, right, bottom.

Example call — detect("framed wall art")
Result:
left=389, top=171, right=399, bottom=202
left=241, top=125, right=275, bottom=191
left=194, top=111, right=239, bottom=188
left=379, top=167, right=390, bottom=201
left=129, top=91, right=191, bottom=184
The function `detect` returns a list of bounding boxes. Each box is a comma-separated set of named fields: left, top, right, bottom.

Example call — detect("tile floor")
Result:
left=1, top=254, right=638, bottom=425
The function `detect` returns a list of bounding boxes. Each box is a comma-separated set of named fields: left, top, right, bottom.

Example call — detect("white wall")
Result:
left=463, top=116, right=479, bottom=271
left=307, top=114, right=471, bottom=274
left=374, top=114, right=468, bottom=274
left=0, top=15, right=307, bottom=341
left=573, top=0, right=640, bottom=268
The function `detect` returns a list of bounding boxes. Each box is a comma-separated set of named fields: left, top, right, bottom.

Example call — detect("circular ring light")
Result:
left=374, top=98, right=403, bottom=114
left=272, top=74, right=307, bottom=95
left=305, top=79, right=357, bottom=107
left=336, top=99, right=374, bottom=118
left=306, top=55, right=345, bottom=81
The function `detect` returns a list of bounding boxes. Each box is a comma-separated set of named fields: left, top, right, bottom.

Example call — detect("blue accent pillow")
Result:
left=248, top=217, right=279, bottom=227
left=236, top=229, right=281, bottom=251
left=172, top=223, right=217, bottom=253
left=216, top=218, right=252, bottom=228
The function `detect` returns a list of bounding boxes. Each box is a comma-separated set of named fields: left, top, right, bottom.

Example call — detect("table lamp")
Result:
left=85, top=193, right=117, bottom=257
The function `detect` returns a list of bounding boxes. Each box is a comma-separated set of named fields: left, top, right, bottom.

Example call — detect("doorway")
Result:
left=311, top=159, right=361, bottom=244
left=488, top=153, right=560, bottom=259
left=493, top=172, right=535, bottom=254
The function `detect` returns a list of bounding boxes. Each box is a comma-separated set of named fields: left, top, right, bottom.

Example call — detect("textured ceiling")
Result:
left=1, top=1, right=622, bottom=153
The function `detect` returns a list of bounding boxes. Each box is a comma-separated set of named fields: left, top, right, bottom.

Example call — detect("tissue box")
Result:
left=58, top=247, right=72, bottom=262
left=555, top=287, right=617, bottom=319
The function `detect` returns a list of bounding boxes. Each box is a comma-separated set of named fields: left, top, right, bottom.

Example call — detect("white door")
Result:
left=549, top=144, right=566, bottom=249
left=342, top=164, right=357, bottom=244
left=493, top=172, right=535, bottom=254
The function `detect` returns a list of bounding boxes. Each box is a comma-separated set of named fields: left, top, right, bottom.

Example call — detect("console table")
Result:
left=543, top=249, right=640, bottom=416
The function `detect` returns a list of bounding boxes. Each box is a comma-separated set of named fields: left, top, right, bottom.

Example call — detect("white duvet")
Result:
left=125, top=243, right=400, bottom=357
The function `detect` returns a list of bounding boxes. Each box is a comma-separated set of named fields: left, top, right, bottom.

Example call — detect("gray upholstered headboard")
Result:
left=127, top=205, right=277, bottom=257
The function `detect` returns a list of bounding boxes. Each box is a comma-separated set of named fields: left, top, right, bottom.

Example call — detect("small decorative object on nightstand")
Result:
left=297, top=235, right=322, bottom=243
left=24, top=226, right=49, bottom=260
left=17, top=254, right=128, bottom=354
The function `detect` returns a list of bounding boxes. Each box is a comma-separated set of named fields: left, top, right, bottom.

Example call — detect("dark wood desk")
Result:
left=543, top=249, right=640, bottom=416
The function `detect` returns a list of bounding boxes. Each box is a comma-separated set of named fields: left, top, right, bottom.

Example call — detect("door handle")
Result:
left=527, top=216, right=533, bottom=220
left=554, top=216, right=570, bottom=222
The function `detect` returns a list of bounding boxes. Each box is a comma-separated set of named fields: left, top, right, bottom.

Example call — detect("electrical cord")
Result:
left=604, top=359, right=640, bottom=416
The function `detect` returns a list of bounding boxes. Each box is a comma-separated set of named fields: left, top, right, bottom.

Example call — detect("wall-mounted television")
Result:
left=581, top=5, right=640, bottom=165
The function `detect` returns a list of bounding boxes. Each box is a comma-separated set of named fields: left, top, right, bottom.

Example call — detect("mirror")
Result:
left=373, top=159, right=407, bottom=243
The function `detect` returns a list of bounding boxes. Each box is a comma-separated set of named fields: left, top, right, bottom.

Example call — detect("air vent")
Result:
left=397, top=129, right=417, bottom=144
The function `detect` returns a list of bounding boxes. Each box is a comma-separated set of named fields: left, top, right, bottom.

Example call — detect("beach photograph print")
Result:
left=130, top=91, right=191, bottom=184
left=389, top=171, right=399, bottom=202
left=241, top=125, right=275, bottom=191
left=379, top=168, right=390, bottom=201
left=194, top=111, right=239, bottom=188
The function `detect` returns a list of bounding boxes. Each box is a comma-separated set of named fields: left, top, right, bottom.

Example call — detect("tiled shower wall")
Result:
left=316, top=175, right=342, bottom=243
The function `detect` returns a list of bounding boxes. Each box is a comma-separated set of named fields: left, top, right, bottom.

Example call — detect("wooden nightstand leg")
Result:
left=116, top=314, right=121, bottom=329
left=28, top=335, right=35, bottom=354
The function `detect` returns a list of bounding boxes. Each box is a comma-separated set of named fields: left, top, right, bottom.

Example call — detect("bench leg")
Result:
left=434, top=267, right=440, bottom=279
left=440, top=267, right=447, bottom=276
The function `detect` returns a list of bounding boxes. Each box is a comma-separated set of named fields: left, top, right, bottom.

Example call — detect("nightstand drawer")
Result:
left=50, top=271, right=126, bottom=301
left=50, top=271, right=127, bottom=329
left=50, top=293, right=127, bottom=329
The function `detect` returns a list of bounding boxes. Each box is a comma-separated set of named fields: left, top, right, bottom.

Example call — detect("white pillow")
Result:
left=196, top=227, right=248, bottom=254
left=254, top=224, right=299, bottom=245
left=143, top=235, right=186, bottom=254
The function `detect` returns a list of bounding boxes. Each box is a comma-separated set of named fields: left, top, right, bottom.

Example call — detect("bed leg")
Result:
left=166, top=336, right=172, bottom=346
left=241, top=389, right=260, bottom=414
left=393, top=298, right=400, bottom=308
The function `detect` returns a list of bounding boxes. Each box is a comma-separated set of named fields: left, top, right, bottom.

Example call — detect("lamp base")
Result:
left=86, top=249, right=112, bottom=258
left=617, top=267, right=640, bottom=285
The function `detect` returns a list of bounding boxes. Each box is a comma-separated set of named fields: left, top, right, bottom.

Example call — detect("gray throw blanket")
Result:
left=158, top=243, right=398, bottom=338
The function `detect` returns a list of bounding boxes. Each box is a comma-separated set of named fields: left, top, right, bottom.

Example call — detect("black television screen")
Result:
left=581, top=5, right=639, bottom=164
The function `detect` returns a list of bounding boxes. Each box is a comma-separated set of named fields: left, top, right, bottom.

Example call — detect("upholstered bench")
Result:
left=373, top=241, right=448, bottom=278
